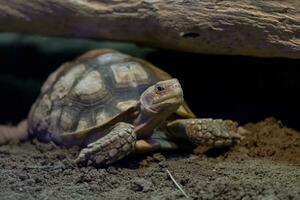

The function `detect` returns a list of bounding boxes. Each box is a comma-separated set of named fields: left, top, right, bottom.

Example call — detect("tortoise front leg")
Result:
left=75, top=122, right=136, bottom=166
left=166, top=119, right=242, bottom=148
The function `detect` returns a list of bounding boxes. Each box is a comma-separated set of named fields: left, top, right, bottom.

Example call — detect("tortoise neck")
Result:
left=133, top=103, right=166, bottom=139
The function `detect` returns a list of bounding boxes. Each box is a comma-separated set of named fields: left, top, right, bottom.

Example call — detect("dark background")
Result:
left=1, top=33, right=300, bottom=129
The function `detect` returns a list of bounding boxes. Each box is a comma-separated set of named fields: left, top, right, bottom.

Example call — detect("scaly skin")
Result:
left=167, top=119, right=242, bottom=147
left=75, top=122, right=136, bottom=166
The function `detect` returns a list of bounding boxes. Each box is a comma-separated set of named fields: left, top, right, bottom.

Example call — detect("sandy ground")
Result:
left=0, top=118, right=299, bottom=200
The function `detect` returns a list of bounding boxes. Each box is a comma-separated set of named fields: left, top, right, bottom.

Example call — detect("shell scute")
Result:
left=110, top=62, right=149, bottom=88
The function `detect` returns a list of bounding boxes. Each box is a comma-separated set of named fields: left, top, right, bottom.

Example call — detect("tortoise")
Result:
left=1, top=49, right=241, bottom=166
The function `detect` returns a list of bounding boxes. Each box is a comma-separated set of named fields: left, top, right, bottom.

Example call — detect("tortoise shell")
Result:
left=28, top=49, right=194, bottom=145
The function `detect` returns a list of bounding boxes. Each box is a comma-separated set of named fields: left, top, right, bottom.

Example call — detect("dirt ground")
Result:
left=0, top=117, right=299, bottom=200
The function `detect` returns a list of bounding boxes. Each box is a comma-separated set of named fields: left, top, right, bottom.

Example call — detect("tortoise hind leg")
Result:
left=0, top=120, right=28, bottom=144
left=134, top=131, right=179, bottom=153
left=166, top=118, right=243, bottom=148
left=75, top=122, right=136, bottom=166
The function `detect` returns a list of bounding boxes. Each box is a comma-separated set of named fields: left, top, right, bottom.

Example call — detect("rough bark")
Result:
left=0, top=0, right=299, bottom=58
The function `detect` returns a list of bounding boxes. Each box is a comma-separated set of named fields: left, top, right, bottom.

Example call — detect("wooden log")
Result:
left=0, top=0, right=299, bottom=58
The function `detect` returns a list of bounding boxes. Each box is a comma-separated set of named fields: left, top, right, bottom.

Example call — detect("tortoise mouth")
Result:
left=150, top=93, right=184, bottom=114
left=140, top=94, right=183, bottom=114
left=153, top=93, right=184, bottom=106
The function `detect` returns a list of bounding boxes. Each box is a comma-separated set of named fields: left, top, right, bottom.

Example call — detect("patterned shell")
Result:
left=28, top=49, right=178, bottom=143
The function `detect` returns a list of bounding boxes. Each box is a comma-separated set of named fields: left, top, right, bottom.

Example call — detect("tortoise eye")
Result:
left=156, top=86, right=164, bottom=91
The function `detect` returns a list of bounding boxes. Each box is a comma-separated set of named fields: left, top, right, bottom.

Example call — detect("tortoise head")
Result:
left=141, top=78, right=184, bottom=114
left=134, top=79, right=184, bottom=137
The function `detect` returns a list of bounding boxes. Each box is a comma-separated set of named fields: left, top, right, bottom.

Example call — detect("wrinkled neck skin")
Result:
left=134, top=100, right=170, bottom=139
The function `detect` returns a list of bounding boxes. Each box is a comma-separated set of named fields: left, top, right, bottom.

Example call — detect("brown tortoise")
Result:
left=0, top=49, right=241, bottom=166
